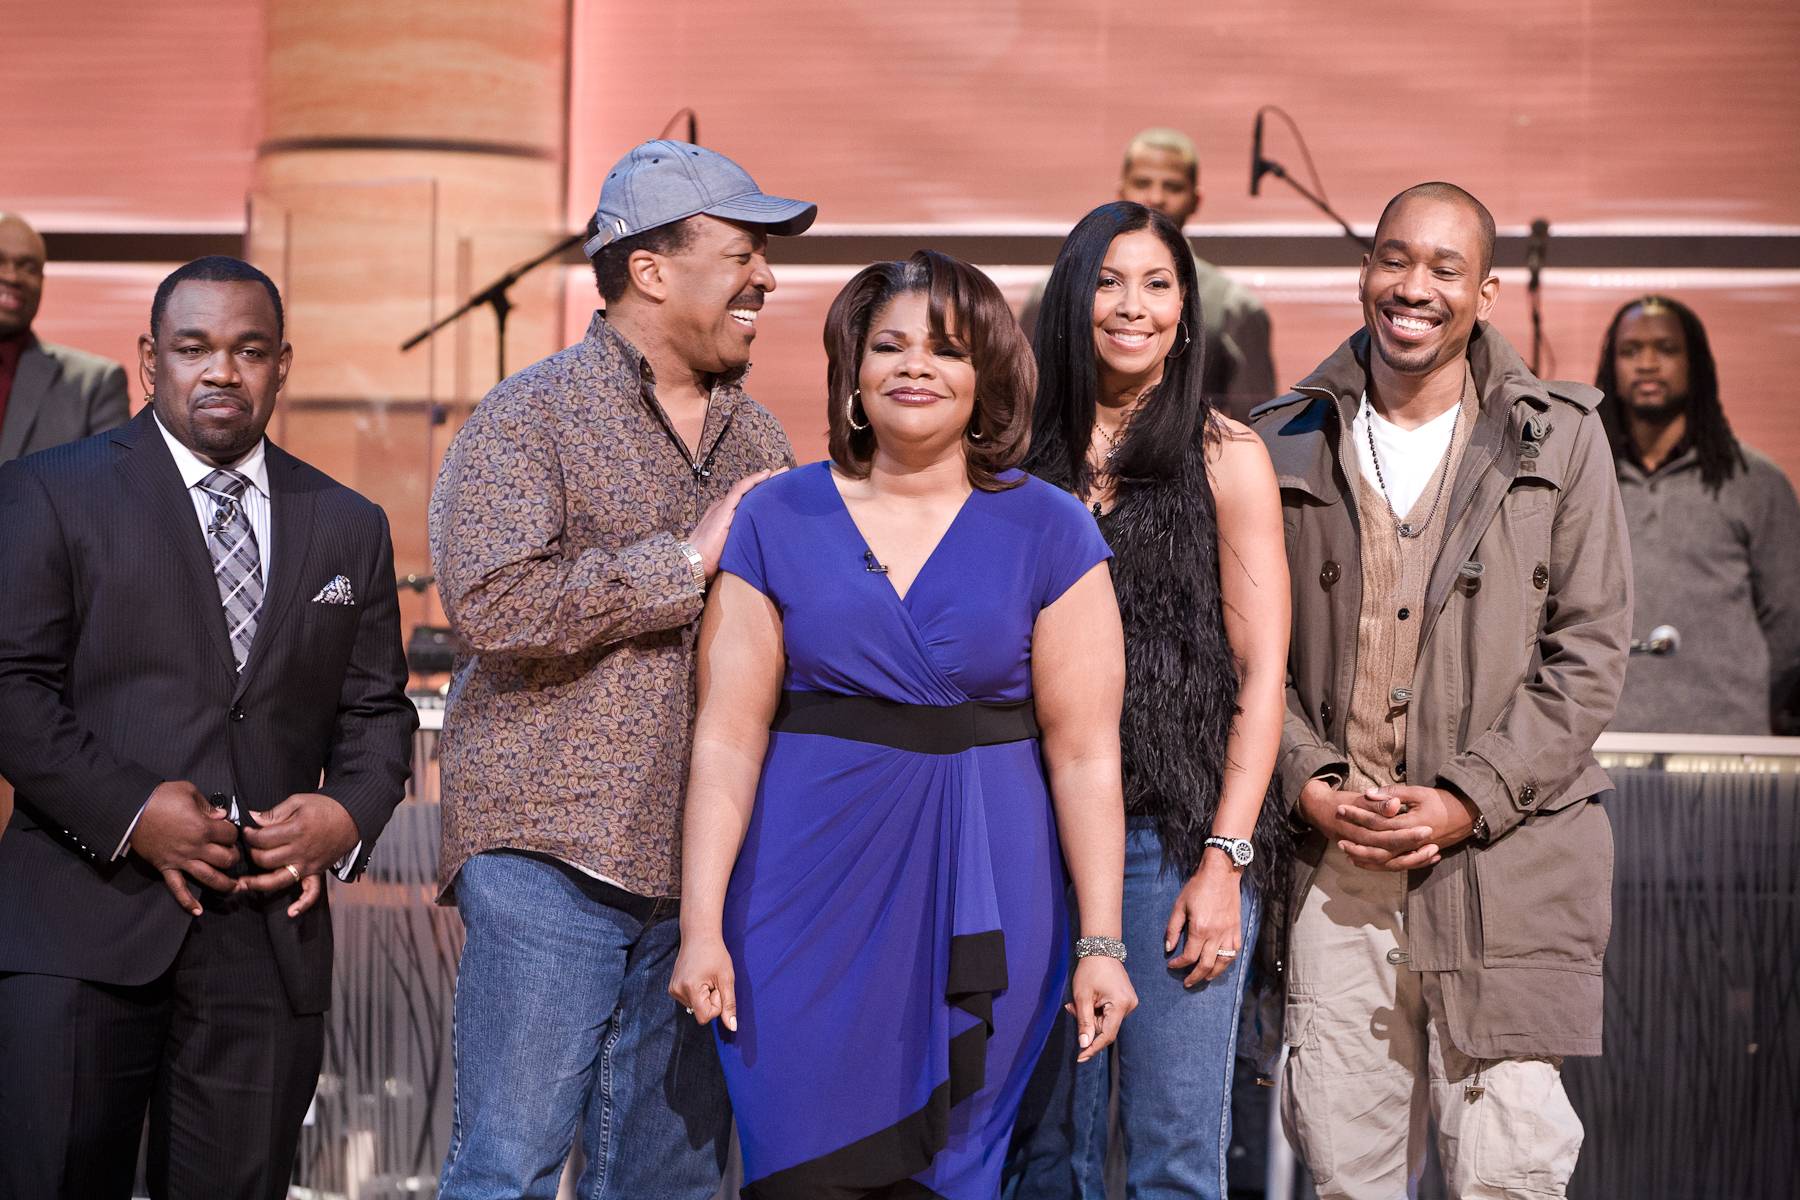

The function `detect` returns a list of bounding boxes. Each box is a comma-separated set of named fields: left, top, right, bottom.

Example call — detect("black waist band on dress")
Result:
left=769, top=690, right=1040, bottom=755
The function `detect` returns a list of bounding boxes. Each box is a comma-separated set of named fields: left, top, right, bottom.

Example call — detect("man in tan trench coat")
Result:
left=1252, top=183, right=1630, bottom=1199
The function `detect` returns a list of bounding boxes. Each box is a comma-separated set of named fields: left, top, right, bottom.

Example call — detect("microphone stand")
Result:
left=399, top=230, right=585, bottom=387
left=1255, top=159, right=1372, bottom=251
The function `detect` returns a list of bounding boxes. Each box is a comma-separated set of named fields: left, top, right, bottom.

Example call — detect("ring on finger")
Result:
left=1214, top=948, right=1238, bottom=959
left=284, top=864, right=302, bottom=884
left=684, top=1007, right=694, bottom=1015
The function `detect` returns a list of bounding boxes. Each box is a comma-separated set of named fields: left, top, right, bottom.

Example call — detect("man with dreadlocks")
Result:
left=1597, top=294, right=1800, bottom=734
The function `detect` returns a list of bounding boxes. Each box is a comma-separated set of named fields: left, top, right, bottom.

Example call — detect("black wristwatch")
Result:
left=1204, top=835, right=1255, bottom=869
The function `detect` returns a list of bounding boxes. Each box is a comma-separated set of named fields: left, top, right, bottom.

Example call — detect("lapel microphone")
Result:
left=863, top=550, right=888, bottom=575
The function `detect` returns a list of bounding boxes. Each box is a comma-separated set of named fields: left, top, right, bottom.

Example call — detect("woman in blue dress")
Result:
left=670, top=250, right=1138, bottom=1199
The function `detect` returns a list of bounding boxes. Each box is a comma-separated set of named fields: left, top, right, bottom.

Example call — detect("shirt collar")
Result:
left=153, top=411, right=270, bottom=498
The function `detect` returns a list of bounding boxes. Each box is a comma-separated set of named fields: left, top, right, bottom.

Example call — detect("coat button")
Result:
left=1395, top=760, right=1407, bottom=780
left=1398, top=607, right=1410, bottom=620
left=1320, top=700, right=1335, bottom=726
left=1532, top=563, right=1549, bottom=589
left=1520, top=783, right=1537, bottom=806
left=229, top=705, right=246, bottom=722
left=1319, top=560, right=1341, bottom=589
left=1386, top=948, right=1409, bottom=965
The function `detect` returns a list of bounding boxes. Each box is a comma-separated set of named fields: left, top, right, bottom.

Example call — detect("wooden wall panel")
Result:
left=566, top=0, right=1800, bottom=231
left=7, top=0, right=261, bottom=229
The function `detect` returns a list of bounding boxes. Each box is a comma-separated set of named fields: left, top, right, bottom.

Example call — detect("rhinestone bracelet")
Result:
left=1074, top=936, right=1127, bottom=963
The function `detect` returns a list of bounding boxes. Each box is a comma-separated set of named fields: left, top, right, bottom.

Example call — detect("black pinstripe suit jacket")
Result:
left=0, top=408, right=416, bottom=1013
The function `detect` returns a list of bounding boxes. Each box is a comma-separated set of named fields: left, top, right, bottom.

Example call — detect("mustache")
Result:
left=727, top=291, right=765, bottom=311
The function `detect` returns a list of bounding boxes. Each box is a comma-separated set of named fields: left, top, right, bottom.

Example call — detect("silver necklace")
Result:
left=1365, top=401, right=1458, bottom=539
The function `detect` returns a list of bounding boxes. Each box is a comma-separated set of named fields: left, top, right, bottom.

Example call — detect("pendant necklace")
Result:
left=1366, top=401, right=1458, bottom=539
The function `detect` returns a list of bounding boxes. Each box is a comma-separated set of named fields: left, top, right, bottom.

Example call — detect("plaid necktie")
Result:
left=199, top=469, right=264, bottom=669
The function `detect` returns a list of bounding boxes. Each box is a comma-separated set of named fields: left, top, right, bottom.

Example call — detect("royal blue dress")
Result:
left=715, top=462, right=1111, bottom=1200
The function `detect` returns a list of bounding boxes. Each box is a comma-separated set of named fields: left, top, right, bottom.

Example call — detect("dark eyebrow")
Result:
left=1432, top=246, right=1470, bottom=266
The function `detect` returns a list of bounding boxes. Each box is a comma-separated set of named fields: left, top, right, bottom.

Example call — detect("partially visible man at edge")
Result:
left=1252, top=182, right=1630, bottom=1198
left=1595, top=293, right=1800, bottom=734
left=1019, top=127, right=1277, bottom=419
left=427, top=140, right=814, bottom=1199
left=0, top=212, right=129, bottom=463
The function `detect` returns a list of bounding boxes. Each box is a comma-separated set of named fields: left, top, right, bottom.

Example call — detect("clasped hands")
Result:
left=129, top=781, right=361, bottom=919
left=1299, top=777, right=1482, bottom=871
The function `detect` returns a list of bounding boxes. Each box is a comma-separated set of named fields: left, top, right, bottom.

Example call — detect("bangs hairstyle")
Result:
left=1025, top=201, right=1213, bottom=494
left=823, top=250, right=1034, bottom=492
left=1595, top=293, right=1742, bottom=492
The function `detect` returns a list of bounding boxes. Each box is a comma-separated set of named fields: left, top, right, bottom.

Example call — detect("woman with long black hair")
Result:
left=1005, top=202, right=1291, bottom=1199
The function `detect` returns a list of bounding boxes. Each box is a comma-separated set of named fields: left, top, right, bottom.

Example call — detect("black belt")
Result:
left=769, top=690, right=1040, bottom=755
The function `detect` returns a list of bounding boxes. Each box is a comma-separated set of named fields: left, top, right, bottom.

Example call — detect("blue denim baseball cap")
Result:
left=583, top=140, right=817, bottom=256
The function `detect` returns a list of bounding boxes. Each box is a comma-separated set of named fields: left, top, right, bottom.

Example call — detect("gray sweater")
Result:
left=1613, top=442, right=1800, bottom=734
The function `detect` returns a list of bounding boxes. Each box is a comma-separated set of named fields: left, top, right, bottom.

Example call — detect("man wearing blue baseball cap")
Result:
left=429, top=140, right=815, bottom=1199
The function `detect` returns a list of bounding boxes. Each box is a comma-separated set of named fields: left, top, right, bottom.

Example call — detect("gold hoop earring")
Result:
left=846, top=388, right=869, bottom=433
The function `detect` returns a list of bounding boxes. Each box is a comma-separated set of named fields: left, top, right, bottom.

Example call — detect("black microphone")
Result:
left=1250, top=110, right=1269, bottom=197
left=1526, top=218, right=1549, bottom=286
left=863, top=550, right=888, bottom=575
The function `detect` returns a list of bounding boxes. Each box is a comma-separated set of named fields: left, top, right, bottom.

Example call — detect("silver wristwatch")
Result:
left=1204, top=835, right=1255, bottom=869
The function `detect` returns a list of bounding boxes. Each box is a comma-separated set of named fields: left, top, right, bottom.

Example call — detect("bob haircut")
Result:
left=1026, top=201, right=1214, bottom=494
left=822, top=249, right=1034, bottom=492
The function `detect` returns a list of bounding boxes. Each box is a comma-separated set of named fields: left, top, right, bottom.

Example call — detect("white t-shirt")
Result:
left=1351, top=393, right=1460, bottom=517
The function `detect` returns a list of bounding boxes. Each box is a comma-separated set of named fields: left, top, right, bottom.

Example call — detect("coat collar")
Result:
left=1255, top=322, right=1592, bottom=501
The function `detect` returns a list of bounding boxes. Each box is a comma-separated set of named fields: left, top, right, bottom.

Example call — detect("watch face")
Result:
left=1231, top=840, right=1254, bottom=867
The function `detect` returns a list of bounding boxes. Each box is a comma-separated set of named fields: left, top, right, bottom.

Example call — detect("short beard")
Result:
left=1626, top=391, right=1687, bottom=425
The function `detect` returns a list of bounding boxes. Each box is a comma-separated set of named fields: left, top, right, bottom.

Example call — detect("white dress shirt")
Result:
left=1352, top=392, right=1461, bottom=517
left=114, top=417, right=358, bottom=878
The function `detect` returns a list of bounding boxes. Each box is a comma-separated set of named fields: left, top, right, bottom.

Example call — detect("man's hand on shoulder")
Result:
left=129, top=782, right=241, bottom=917
left=688, top=468, right=783, bottom=578
left=239, top=792, right=361, bottom=916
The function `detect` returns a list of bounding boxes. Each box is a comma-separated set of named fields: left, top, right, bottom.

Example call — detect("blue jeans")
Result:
left=439, top=851, right=730, bottom=1200
left=1005, top=822, right=1262, bottom=1200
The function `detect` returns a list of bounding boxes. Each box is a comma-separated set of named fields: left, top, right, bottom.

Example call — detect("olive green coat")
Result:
left=1253, top=323, right=1632, bottom=1058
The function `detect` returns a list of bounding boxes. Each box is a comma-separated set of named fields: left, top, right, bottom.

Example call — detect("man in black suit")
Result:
left=0, top=211, right=130, bottom=462
left=0, top=256, right=416, bottom=1199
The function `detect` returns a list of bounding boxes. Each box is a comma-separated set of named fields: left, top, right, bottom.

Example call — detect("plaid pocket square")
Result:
left=311, top=575, right=356, bottom=605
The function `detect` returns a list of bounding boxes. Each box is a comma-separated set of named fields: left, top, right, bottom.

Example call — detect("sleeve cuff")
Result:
left=1437, top=747, right=1538, bottom=840
left=1276, top=742, right=1349, bottom=814
left=333, top=842, right=362, bottom=881
left=112, top=798, right=150, bottom=860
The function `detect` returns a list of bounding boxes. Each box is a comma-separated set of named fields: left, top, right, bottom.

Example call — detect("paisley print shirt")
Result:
left=428, top=312, right=794, bottom=899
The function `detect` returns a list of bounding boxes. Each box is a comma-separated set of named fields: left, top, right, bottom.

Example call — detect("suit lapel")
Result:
left=114, top=411, right=238, bottom=673
left=234, top=442, right=314, bottom=700
left=0, top=340, right=58, bottom=460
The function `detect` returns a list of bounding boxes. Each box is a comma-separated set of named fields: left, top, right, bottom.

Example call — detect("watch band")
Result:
left=676, top=540, right=708, bottom=593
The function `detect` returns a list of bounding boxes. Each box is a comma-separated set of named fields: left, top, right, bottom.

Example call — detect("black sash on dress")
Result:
left=769, top=690, right=1039, bottom=755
